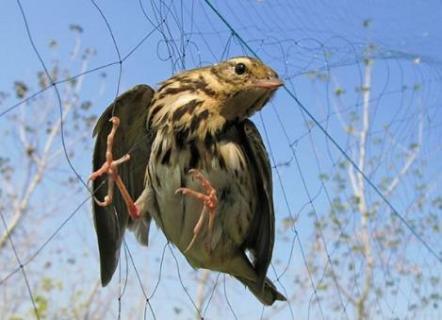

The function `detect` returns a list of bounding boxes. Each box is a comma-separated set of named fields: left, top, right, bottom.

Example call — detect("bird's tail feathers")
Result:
left=236, top=276, right=287, bottom=305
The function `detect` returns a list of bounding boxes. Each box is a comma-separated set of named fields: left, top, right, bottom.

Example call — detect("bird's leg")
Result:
left=89, top=116, right=140, bottom=219
left=175, top=169, right=218, bottom=252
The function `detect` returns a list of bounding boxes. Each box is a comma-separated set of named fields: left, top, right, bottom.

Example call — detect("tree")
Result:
left=291, top=40, right=442, bottom=319
left=0, top=26, right=112, bottom=319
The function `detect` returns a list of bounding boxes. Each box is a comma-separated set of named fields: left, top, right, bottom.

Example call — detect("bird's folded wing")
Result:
left=92, top=84, right=155, bottom=286
left=239, top=119, right=275, bottom=289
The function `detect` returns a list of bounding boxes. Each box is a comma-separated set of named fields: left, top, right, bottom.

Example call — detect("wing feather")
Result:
left=239, top=119, right=275, bottom=289
left=92, top=84, right=155, bottom=286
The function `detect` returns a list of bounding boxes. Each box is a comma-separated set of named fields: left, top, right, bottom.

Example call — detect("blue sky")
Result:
left=1, top=0, right=442, bottom=319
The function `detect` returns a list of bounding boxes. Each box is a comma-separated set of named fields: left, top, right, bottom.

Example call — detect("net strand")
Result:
left=202, top=0, right=441, bottom=264
left=0, top=211, right=40, bottom=320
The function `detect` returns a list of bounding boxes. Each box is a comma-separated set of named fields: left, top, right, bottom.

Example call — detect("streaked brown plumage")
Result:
left=91, top=56, right=286, bottom=305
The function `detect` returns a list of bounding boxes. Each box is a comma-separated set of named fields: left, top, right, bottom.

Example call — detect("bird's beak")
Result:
left=253, top=78, right=283, bottom=89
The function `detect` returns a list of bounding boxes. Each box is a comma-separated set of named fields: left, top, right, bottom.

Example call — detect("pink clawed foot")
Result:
left=89, top=116, right=140, bottom=219
left=175, top=169, right=218, bottom=252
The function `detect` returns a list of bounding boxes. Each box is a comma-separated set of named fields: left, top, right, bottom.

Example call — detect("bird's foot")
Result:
left=89, top=116, right=140, bottom=219
left=175, top=169, right=218, bottom=252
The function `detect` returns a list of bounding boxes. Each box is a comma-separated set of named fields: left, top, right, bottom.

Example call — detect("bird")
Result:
left=90, top=56, right=286, bottom=305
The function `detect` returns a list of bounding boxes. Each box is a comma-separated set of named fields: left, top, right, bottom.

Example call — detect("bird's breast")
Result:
left=147, top=130, right=255, bottom=267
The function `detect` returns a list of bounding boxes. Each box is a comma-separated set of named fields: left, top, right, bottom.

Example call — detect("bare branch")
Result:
left=384, top=111, right=423, bottom=197
left=354, top=57, right=375, bottom=320
left=0, top=53, right=90, bottom=250
left=195, top=269, right=210, bottom=319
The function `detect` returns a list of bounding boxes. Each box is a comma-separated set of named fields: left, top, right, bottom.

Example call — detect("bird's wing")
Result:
left=92, top=84, right=155, bottom=286
left=239, top=119, right=275, bottom=289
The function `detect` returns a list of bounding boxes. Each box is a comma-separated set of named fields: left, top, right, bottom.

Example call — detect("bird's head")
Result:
left=206, top=56, right=282, bottom=120
left=152, top=57, right=282, bottom=134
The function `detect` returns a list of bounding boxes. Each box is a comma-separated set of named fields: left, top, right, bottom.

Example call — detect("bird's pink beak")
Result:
left=253, top=78, right=283, bottom=89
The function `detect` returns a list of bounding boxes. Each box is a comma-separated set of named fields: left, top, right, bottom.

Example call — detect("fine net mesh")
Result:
left=0, top=1, right=441, bottom=319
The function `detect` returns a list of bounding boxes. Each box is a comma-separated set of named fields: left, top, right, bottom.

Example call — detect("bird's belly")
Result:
left=148, top=142, right=255, bottom=269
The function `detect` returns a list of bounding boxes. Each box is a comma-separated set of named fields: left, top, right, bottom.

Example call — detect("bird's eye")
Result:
left=234, top=63, right=247, bottom=75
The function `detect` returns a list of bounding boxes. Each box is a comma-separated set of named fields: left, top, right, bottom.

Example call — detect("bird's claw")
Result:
left=176, top=169, right=218, bottom=252
left=89, top=116, right=140, bottom=219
